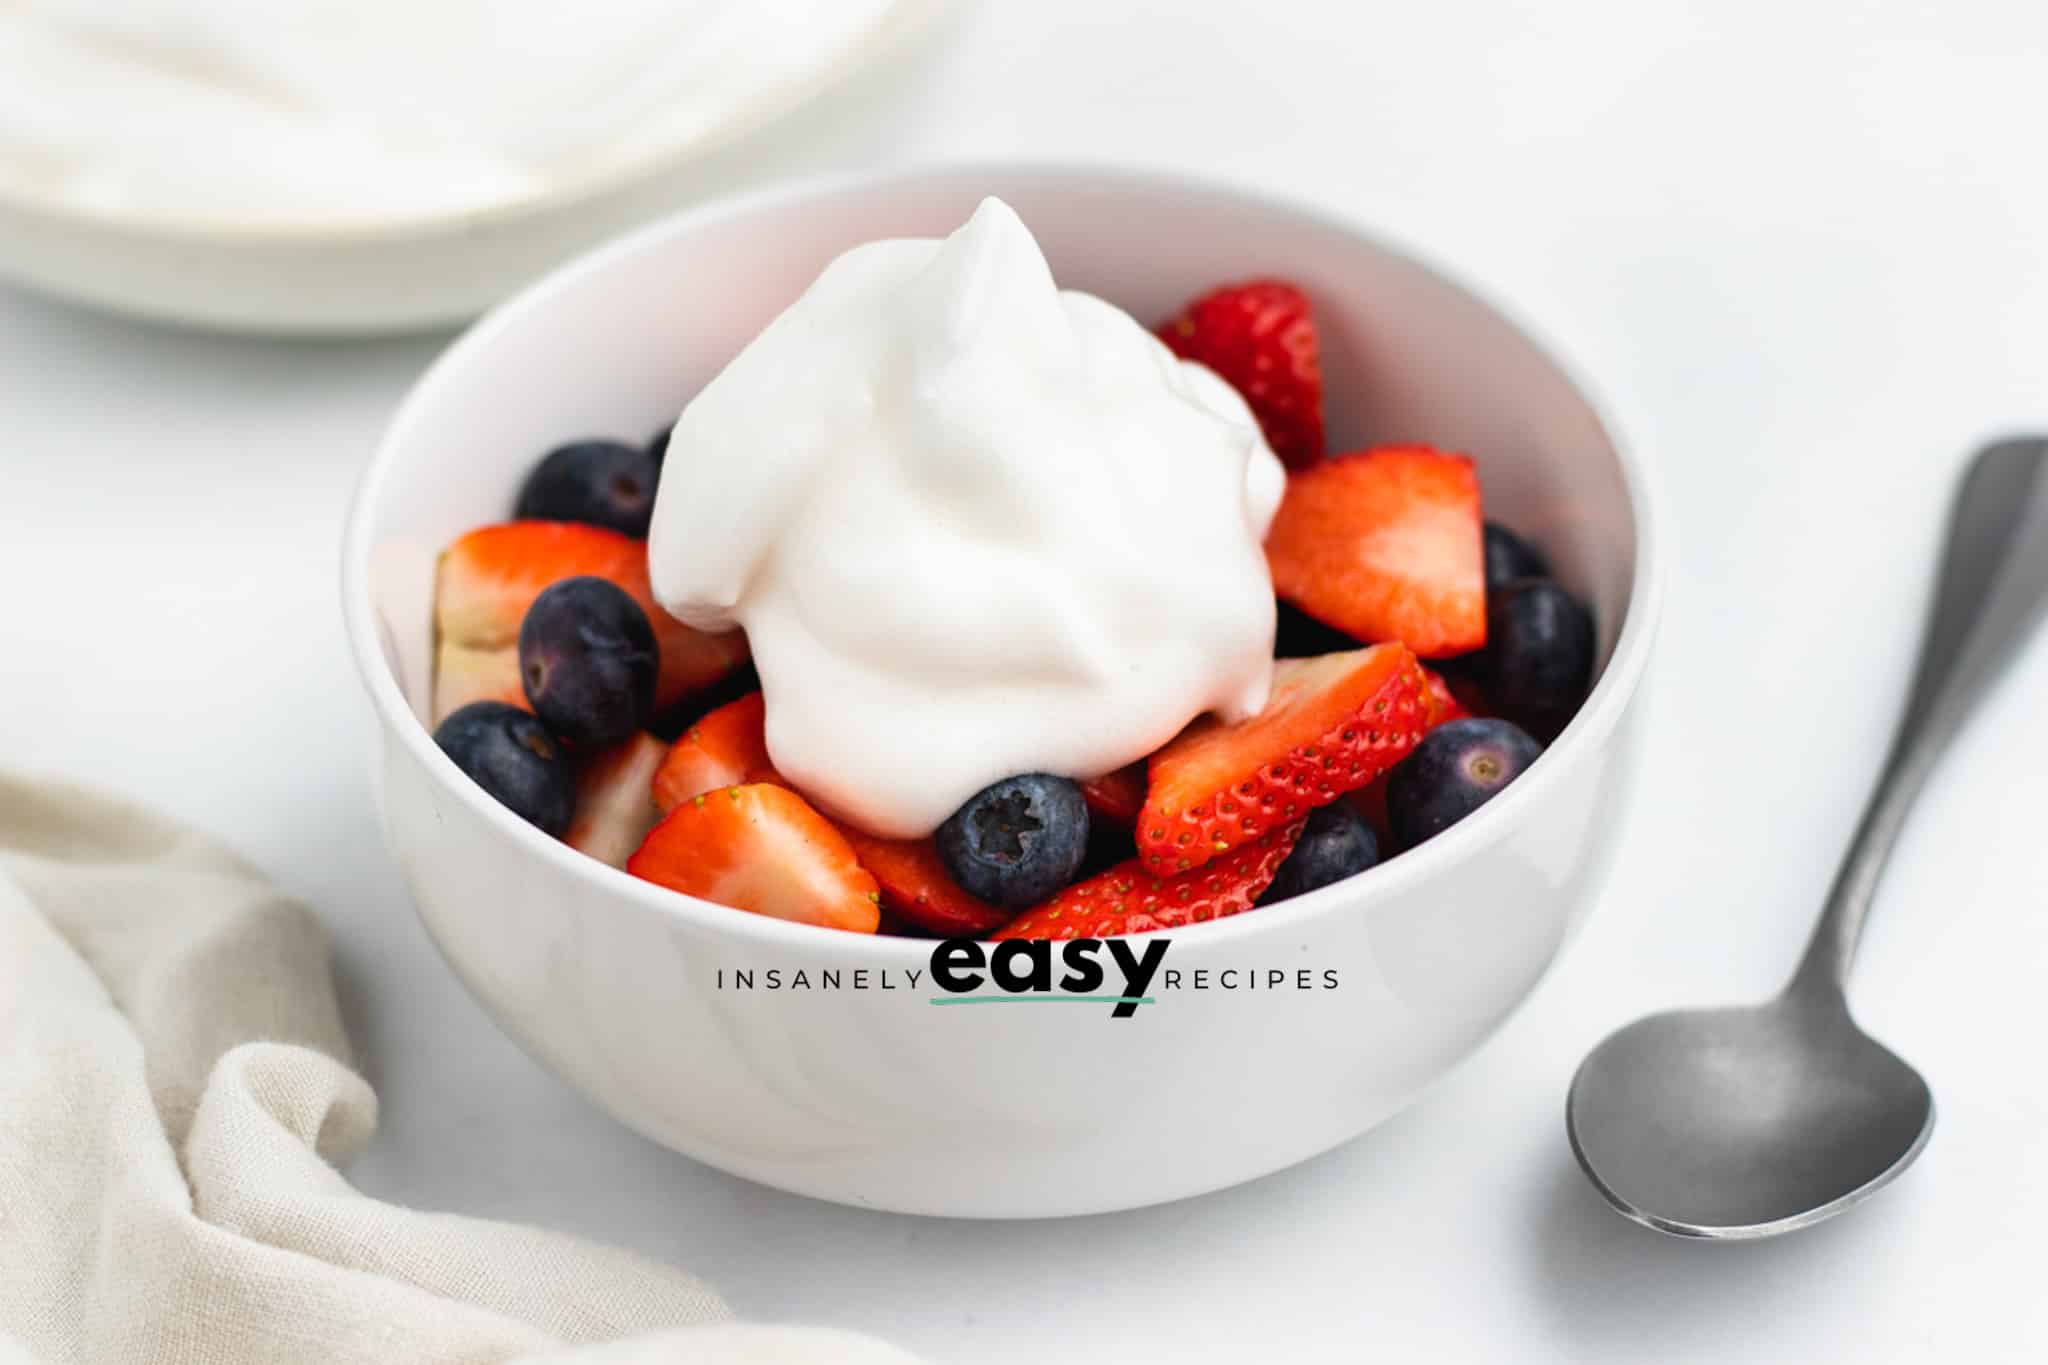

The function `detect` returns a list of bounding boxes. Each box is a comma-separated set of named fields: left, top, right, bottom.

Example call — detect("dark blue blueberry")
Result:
left=434, top=701, right=575, bottom=835
left=1386, top=717, right=1542, bottom=848
left=519, top=576, right=658, bottom=748
left=1260, top=802, right=1379, bottom=903
left=648, top=422, right=673, bottom=467
left=1274, top=600, right=1362, bottom=658
left=1481, top=578, right=1594, bottom=737
left=936, top=774, right=1091, bottom=910
left=1483, top=520, right=1550, bottom=590
left=515, top=440, right=660, bottom=537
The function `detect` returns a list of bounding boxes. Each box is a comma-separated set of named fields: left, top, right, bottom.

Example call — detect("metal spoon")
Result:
left=1568, top=436, right=2048, bottom=1239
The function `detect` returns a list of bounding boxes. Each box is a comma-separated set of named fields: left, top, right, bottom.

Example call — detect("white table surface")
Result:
left=5, top=1, right=2045, bottom=1359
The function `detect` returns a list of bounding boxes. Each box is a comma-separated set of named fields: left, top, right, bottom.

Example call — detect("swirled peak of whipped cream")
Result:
left=649, top=197, right=1283, bottom=838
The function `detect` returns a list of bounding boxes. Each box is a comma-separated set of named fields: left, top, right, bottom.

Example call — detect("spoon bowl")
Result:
left=1568, top=997, right=1934, bottom=1238
left=1568, top=437, right=2048, bottom=1238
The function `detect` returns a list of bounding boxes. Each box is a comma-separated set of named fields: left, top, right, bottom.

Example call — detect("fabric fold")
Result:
left=0, top=774, right=919, bottom=1364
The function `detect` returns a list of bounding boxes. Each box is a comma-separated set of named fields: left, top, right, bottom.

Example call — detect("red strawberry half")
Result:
left=842, top=833, right=1010, bottom=937
left=627, top=783, right=880, bottom=933
left=651, top=692, right=777, bottom=813
left=434, top=521, right=749, bottom=723
left=1139, top=643, right=1429, bottom=875
left=993, top=820, right=1304, bottom=941
left=642, top=692, right=1001, bottom=933
left=1158, top=279, right=1324, bottom=468
left=1264, top=446, right=1485, bottom=659
left=565, top=733, right=669, bottom=869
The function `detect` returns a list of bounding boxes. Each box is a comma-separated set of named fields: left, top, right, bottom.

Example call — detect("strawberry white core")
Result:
left=648, top=197, right=1283, bottom=838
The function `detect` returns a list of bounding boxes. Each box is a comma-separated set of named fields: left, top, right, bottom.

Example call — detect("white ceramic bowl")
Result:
left=344, top=164, right=1662, bottom=1218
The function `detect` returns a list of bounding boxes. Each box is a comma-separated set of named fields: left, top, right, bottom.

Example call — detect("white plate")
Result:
left=0, top=0, right=941, bottom=335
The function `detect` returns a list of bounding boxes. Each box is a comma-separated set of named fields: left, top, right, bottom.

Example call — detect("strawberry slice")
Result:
left=1418, top=665, right=1470, bottom=728
left=651, top=692, right=777, bottom=813
left=1264, top=446, right=1486, bottom=658
left=643, top=693, right=1003, bottom=933
left=1158, top=280, right=1324, bottom=468
left=434, top=521, right=748, bottom=722
left=565, top=733, right=669, bottom=868
left=437, top=522, right=638, bottom=648
left=627, top=783, right=880, bottom=933
left=1079, top=764, right=1147, bottom=829
left=1349, top=665, right=1468, bottom=842
left=842, top=834, right=1010, bottom=937
left=993, top=820, right=1304, bottom=940
left=1139, top=644, right=1429, bottom=875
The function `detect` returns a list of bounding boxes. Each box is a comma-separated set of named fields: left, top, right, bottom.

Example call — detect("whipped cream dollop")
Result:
left=650, top=198, right=1283, bottom=838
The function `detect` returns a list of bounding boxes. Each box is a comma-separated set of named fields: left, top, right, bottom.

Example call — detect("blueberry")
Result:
left=515, top=440, right=660, bottom=537
left=936, top=774, right=1091, bottom=910
left=1274, top=600, right=1362, bottom=658
left=434, top=701, right=575, bottom=835
left=1260, top=802, right=1379, bottom=903
left=1483, top=520, right=1550, bottom=590
left=519, top=576, right=658, bottom=748
left=1481, top=578, right=1594, bottom=737
left=648, top=422, right=673, bottom=466
left=1386, top=717, right=1542, bottom=848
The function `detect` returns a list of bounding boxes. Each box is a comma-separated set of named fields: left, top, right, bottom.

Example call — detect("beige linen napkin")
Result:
left=0, top=775, right=921, bottom=1365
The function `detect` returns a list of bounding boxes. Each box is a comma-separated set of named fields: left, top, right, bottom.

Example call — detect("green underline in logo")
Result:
left=928, top=995, right=1157, bottom=1006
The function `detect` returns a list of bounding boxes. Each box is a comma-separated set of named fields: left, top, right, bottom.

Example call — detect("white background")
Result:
left=3, top=1, right=2045, bottom=1359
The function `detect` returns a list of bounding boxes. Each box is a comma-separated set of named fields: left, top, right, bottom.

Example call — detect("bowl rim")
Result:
left=341, top=158, right=1666, bottom=964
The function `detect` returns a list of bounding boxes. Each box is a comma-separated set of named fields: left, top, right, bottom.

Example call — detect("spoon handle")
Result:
left=1793, top=438, right=2048, bottom=995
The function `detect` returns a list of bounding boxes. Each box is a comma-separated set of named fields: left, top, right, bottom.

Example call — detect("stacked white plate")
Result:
left=0, top=0, right=938, bottom=333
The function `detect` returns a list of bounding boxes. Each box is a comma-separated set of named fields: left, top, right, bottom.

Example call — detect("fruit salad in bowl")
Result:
left=345, top=165, right=1659, bottom=1216
left=425, top=198, right=1598, bottom=942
